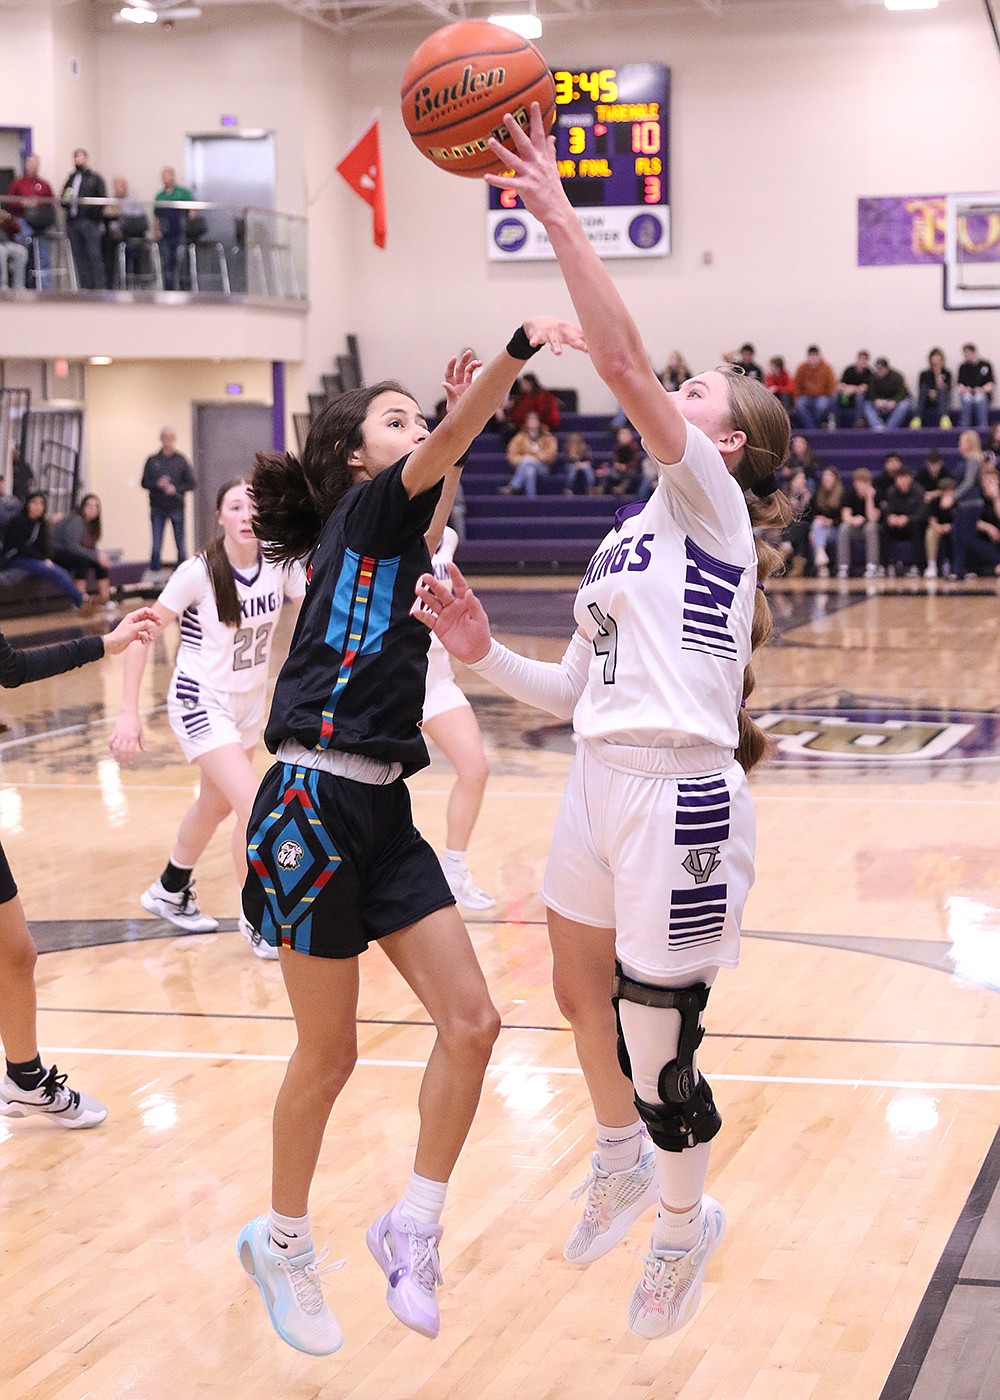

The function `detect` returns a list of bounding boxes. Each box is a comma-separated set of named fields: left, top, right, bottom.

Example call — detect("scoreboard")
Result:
left=488, top=62, right=670, bottom=262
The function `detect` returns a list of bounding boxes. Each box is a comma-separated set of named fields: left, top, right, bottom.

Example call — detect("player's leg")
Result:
left=422, top=704, right=494, bottom=909
left=369, top=904, right=501, bottom=1337
left=237, top=947, right=358, bottom=1356
left=195, top=742, right=275, bottom=958
left=0, top=888, right=106, bottom=1128
left=141, top=763, right=231, bottom=934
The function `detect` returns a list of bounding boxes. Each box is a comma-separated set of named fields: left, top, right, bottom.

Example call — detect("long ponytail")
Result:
left=200, top=478, right=250, bottom=629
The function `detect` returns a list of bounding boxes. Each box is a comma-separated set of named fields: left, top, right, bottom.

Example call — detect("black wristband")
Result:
left=455, top=445, right=471, bottom=468
left=506, top=325, right=542, bottom=360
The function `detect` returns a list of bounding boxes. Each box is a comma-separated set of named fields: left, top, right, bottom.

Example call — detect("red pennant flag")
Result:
left=336, top=116, right=386, bottom=249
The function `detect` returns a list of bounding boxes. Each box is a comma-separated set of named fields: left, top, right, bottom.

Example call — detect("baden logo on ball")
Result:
left=401, top=20, right=556, bottom=178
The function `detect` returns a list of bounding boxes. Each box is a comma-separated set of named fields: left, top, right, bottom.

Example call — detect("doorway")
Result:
left=192, top=401, right=273, bottom=549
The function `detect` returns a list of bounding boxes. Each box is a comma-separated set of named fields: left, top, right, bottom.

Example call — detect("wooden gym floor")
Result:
left=1, top=577, right=998, bottom=1400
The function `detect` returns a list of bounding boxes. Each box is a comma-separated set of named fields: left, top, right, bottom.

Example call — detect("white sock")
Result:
left=269, top=1207, right=313, bottom=1257
left=401, top=1171, right=448, bottom=1228
left=595, top=1119, right=644, bottom=1174
left=652, top=1199, right=703, bottom=1253
left=441, top=848, right=467, bottom=870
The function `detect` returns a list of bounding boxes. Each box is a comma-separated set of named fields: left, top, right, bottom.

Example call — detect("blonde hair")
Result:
left=720, top=367, right=793, bottom=774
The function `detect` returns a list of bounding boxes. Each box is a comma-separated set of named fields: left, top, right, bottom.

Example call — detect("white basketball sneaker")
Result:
left=627, top=1196, right=726, bottom=1339
left=0, top=1065, right=107, bottom=1128
left=563, top=1146, right=659, bottom=1265
left=239, top=912, right=279, bottom=961
left=237, top=1215, right=344, bottom=1356
left=140, top=878, right=219, bottom=934
left=366, top=1203, right=444, bottom=1339
left=442, top=861, right=496, bottom=911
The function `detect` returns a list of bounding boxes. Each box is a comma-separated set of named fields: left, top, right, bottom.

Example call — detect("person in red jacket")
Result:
left=3, top=154, right=56, bottom=287
left=508, top=371, right=561, bottom=432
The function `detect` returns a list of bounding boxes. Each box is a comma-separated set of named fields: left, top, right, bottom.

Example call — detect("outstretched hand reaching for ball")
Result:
left=441, top=348, right=483, bottom=414
left=485, top=102, right=572, bottom=227
left=411, top=562, right=492, bottom=665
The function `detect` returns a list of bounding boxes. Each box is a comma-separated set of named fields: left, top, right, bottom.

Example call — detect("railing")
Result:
left=0, top=195, right=308, bottom=303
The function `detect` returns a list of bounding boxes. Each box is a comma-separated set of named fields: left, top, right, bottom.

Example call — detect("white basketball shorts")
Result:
left=421, top=640, right=471, bottom=724
left=167, top=672, right=267, bottom=763
left=541, top=738, right=755, bottom=979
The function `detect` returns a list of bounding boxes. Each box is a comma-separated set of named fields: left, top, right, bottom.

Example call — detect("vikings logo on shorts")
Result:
left=276, top=839, right=305, bottom=871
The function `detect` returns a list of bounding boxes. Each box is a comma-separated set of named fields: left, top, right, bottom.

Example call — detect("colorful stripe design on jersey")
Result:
left=674, top=772, right=731, bottom=847
left=668, top=883, right=728, bottom=952
left=317, top=548, right=400, bottom=750
left=681, top=537, right=743, bottom=661
left=247, top=764, right=341, bottom=954
left=174, top=674, right=210, bottom=739
left=179, top=604, right=203, bottom=651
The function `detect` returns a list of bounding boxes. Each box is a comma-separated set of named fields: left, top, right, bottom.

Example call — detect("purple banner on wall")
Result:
left=858, top=195, right=1000, bottom=266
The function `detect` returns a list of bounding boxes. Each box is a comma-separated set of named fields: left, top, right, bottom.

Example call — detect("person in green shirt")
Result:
left=154, top=165, right=195, bottom=290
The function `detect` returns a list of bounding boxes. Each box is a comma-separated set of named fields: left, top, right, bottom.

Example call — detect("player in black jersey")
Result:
left=236, top=322, right=586, bottom=1356
left=0, top=608, right=159, bottom=1130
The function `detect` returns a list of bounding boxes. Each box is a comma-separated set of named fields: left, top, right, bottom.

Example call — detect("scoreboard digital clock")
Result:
left=488, top=62, right=670, bottom=262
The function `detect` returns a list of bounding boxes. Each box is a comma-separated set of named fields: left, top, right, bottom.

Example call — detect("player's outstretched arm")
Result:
left=402, top=319, right=587, bottom=499
left=486, top=104, right=686, bottom=466
left=0, top=607, right=158, bottom=689
left=109, top=601, right=174, bottom=765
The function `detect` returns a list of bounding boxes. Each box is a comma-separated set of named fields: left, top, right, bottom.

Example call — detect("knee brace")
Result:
left=611, top=962, right=722, bottom=1153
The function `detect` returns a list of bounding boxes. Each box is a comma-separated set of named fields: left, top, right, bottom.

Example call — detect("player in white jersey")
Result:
left=109, top=480, right=304, bottom=958
left=415, top=104, right=793, bottom=1341
left=421, top=526, right=494, bottom=910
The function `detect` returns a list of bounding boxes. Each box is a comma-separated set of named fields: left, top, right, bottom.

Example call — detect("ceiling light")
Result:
left=89, top=356, right=113, bottom=366
left=884, top=0, right=938, bottom=10
left=488, top=13, right=543, bottom=39
left=118, top=6, right=158, bottom=22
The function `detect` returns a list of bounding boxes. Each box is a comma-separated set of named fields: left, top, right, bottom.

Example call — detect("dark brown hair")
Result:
left=250, top=381, right=415, bottom=565
left=719, top=367, right=793, bottom=775
left=77, top=492, right=102, bottom=546
left=201, top=479, right=251, bottom=629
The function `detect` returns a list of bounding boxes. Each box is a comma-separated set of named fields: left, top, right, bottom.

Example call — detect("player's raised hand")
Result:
left=412, top=562, right=492, bottom=664
left=485, top=102, right=569, bottom=226
left=520, top=316, right=587, bottom=358
left=442, top=349, right=483, bottom=413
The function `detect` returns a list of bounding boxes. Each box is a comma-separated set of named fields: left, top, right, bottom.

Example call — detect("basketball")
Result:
left=401, top=20, right=556, bottom=179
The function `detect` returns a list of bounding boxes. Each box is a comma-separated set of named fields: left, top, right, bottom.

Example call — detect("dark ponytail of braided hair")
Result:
left=720, top=366, right=793, bottom=774
left=251, top=381, right=415, bottom=565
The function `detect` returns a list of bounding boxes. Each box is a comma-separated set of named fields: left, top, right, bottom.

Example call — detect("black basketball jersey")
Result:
left=264, top=457, right=442, bottom=775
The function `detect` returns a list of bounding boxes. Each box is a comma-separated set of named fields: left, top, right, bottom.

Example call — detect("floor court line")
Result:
left=32, top=1045, right=1000, bottom=1092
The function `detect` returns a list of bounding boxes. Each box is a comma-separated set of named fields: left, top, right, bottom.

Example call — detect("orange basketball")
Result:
left=401, top=20, right=555, bottom=179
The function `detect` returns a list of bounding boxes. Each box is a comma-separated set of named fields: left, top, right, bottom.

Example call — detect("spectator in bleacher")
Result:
left=508, top=371, right=560, bottom=433
left=924, top=477, right=956, bottom=579
left=2, top=492, right=89, bottom=608
left=951, top=430, right=989, bottom=577
left=766, top=356, right=795, bottom=412
left=970, top=467, right=1000, bottom=575
left=0, top=211, right=28, bottom=290
left=489, top=378, right=521, bottom=444
left=836, top=468, right=880, bottom=578
left=874, top=451, right=904, bottom=508
left=561, top=431, right=594, bottom=496
left=4, top=155, right=56, bottom=288
left=777, top=467, right=813, bottom=577
left=880, top=465, right=925, bottom=574
left=986, top=421, right=1000, bottom=461
left=726, top=344, right=764, bottom=381
left=141, top=426, right=196, bottom=573
left=154, top=166, right=195, bottom=292
left=103, top=176, right=146, bottom=287
left=658, top=351, right=690, bottom=392
left=50, top=493, right=116, bottom=611
left=793, top=345, right=836, bottom=429
left=60, top=148, right=107, bottom=289
left=503, top=411, right=557, bottom=497
left=809, top=466, right=843, bottom=577
left=917, top=449, right=947, bottom=507
left=832, top=350, right=873, bottom=429
left=595, top=426, right=643, bottom=495
left=916, top=348, right=953, bottom=429
left=860, top=358, right=913, bottom=431
left=786, top=433, right=819, bottom=484
left=956, top=343, right=995, bottom=431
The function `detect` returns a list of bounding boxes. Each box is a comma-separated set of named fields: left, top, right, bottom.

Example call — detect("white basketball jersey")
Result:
left=572, top=422, right=757, bottom=750
left=158, top=554, right=305, bottom=694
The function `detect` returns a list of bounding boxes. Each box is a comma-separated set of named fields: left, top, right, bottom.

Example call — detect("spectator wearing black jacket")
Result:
left=2, top=492, right=88, bottom=607
left=833, top=351, right=873, bottom=428
left=836, top=467, right=880, bottom=577
left=141, top=427, right=196, bottom=572
left=880, top=466, right=926, bottom=572
left=860, top=358, right=913, bottom=431
left=916, top=349, right=952, bottom=428
left=61, top=149, right=107, bottom=289
left=956, top=343, right=995, bottom=432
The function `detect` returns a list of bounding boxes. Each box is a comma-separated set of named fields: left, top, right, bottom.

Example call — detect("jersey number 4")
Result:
left=233, top=621, right=273, bottom=672
left=587, top=603, right=618, bottom=684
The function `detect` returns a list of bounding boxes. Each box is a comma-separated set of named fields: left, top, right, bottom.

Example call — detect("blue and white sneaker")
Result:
left=237, top=1215, right=343, bottom=1356
left=366, top=1203, right=443, bottom=1339
left=627, top=1196, right=726, bottom=1339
